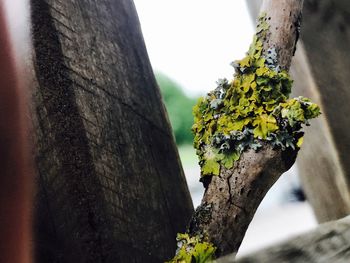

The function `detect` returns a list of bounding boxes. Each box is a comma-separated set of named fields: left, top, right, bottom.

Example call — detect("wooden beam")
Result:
left=246, top=0, right=350, bottom=223
left=28, top=0, right=193, bottom=262
left=219, top=216, right=350, bottom=262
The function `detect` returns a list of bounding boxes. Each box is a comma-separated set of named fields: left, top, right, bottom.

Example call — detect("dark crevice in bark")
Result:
left=227, top=174, right=234, bottom=205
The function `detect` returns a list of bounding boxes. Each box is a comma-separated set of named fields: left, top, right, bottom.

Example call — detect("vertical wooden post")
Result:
left=28, top=0, right=193, bottom=262
left=246, top=0, right=350, bottom=223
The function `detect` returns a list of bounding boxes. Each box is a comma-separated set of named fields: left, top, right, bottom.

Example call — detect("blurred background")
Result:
left=134, top=0, right=317, bottom=257
left=3, top=0, right=350, bottom=261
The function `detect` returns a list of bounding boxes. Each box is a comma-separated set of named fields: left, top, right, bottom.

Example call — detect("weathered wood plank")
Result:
left=28, top=0, right=193, bottom=262
left=246, top=0, right=350, bottom=223
left=218, top=216, right=350, bottom=263
left=299, top=0, right=350, bottom=222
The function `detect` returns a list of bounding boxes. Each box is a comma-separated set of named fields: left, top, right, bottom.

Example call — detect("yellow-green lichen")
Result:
left=167, top=233, right=216, bottom=263
left=192, top=13, right=320, bottom=178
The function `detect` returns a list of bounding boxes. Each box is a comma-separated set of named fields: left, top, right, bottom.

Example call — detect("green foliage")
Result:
left=253, top=114, right=278, bottom=139
left=192, top=13, right=321, bottom=178
left=279, top=97, right=321, bottom=127
left=156, top=73, right=198, bottom=145
left=167, top=233, right=216, bottom=263
left=202, top=157, right=221, bottom=176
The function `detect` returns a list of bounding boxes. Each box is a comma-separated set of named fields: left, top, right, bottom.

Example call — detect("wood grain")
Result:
left=247, top=0, right=350, bottom=223
left=219, top=216, right=350, bottom=262
left=28, top=0, right=193, bottom=262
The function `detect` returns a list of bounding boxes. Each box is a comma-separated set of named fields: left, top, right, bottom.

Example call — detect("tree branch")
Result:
left=186, top=0, right=305, bottom=258
left=188, top=143, right=297, bottom=256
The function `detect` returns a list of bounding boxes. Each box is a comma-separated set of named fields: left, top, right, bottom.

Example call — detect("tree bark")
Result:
left=218, top=215, right=350, bottom=263
left=28, top=0, right=193, bottom=262
left=189, top=144, right=297, bottom=256
left=247, top=0, right=350, bottom=223
left=187, top=0, right=303, bottom=257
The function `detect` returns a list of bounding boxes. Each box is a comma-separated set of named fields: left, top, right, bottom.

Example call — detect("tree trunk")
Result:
left=218, top=215, right=350, bottom=263
left=246, top=0, right=350, bottom=224
left=28, top=0, right=193, bottom=262
left=187, top=0, right=303, bottom=257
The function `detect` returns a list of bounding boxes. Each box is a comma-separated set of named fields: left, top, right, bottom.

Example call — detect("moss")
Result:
left=166, top=233, right=216, bottom=263
left=192, top=13, right=320, bottom=177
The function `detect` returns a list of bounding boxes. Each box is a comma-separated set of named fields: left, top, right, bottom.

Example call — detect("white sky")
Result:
left=133, top=0, right=255, bottom=97
left=3, top=0, right=30, bottom=62
left=3, top=0, right=255, bottom=97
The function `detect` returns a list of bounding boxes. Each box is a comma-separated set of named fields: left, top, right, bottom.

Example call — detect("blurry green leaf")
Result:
left=297, top=136, right=304, bottom=148
left=167, top=233, right=216, bottom=263
left=156, top=72, right=198, bottom=145
left=256, top=77, right=269, bottom=86
left=239, top=56, right=250, bottom=68
left=192, top=242, right=216, bottom=263
left=256, top=66, right=269, bottom=76
left=254, top=57, right=266, bottom=68
left=202, top=159, right=220, bottom=176
left=190, top=11, right=320, bottom=178
left=253, top=114, right=278, bottom=139
left=305, top=102, right=321, bottom=119
left=221, top=151, right=240, bottom=169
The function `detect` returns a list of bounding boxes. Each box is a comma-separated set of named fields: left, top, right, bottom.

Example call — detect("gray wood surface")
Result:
left=28, top=0, right=193, bottom=262
left=247, top=0, right=350, bottom=224
left=298, top=0, right=350, bottom=222
left=218, top=216, right=350, bottom=263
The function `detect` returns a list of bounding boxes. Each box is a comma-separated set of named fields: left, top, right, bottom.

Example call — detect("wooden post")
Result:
left=298, top=0, right=350, bottom=222
left=247, top=0, right=350, bottom=223
left=28, top=0, right=193, bottom=262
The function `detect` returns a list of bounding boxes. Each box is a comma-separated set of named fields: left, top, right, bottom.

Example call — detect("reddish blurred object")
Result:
left=0, top=2, right=33, bottom=263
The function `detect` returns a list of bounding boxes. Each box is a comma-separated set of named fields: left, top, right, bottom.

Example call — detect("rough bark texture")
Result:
left=218, top=215, right=350, bottom=263
left=28, top=0, right=193, bottom=262
left=187, top=0, right=303, bottom=257
left=247, top=0, right=350, bottom=223
left=260, top=0, right=303, bottom=71
left=189, top=144, right=297, bottom=256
